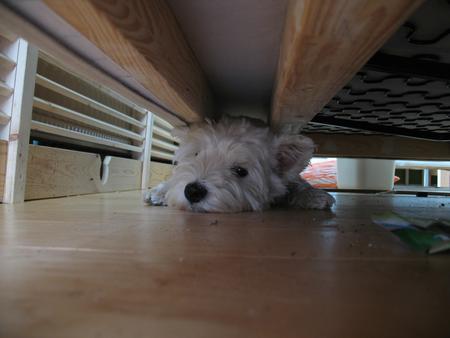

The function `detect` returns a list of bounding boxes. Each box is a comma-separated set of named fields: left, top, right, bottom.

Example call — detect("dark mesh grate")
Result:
left=305, top=0, right=450, bottom=141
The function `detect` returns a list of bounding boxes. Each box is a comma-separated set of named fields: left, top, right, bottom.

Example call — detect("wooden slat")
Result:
left=0, top=110, right=10, bottom=125
left=35, top=74, right=145, bottom=128
left=151, top=149, right=174, bottom=161
left=0, top=4, right=185, bottom=127
left=310, top=133, right=450, bottom=160
left=0, top=80, right=13, bottom=97
left=271, top=0, right=424, bottom=130
left=152, top=138, right=178, bottom=152
left=153, top=125, right=174, bottom=142
left=43, top=0, right=213, bottom=122
left=0, top=140, right=6, bottom=202
left=0, top=51, right=16, bottom=70
left=33, top=97, right=144, bottom=142
left=31, top=120, right=143, bottom=153
left=154, top=114, right=173, bottom=131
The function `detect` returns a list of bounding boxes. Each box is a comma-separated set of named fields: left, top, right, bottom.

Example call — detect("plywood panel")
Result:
left=101, top=156, right=141, bottom=192
left=271, top=0, right=423, bottom=130
left=25, top=145, right=142, bottom=200
left=25, top=145, right=101, bottom=199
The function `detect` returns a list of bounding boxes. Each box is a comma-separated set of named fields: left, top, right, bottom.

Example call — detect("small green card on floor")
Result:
left=371, top=211, right=450, bottom=254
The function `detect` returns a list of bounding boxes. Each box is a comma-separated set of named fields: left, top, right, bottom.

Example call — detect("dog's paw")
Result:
left=293, top=188, right=335, bottom=210
left=305, top=189, right=335, bottom=209
left=143, top=183, right=167, bottom=206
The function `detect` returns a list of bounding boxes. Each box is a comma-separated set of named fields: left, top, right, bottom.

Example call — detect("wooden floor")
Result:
left=1, top=191, right=450, bottom=338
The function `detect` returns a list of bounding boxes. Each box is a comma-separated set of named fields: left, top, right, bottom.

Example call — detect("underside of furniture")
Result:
left=0, top=0, right=449, bottom=204
left=2, top=0, right=448, bottom=152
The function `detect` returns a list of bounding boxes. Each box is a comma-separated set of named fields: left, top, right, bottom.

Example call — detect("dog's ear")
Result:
left=274, top=134, right=315, bottom=180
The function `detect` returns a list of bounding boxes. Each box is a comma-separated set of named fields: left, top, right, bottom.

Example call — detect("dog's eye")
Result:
left=231, top=166, right=248, bottom=178
left=194, top=152, right=199, bottom=157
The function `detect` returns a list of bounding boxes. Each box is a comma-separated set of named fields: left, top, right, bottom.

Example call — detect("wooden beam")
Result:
left=309, top=133, right=450, bottom=160
left=0, top=25, right=17, bottom=42
left=42, top=0, right=213, bottom=122
left=271, top=0, right=424, bottom=130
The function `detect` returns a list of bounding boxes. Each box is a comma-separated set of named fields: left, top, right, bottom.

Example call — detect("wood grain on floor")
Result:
left=1, top=191, right=449, bottom=338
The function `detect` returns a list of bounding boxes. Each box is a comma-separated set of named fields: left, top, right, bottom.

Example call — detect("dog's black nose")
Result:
left=184, top=182, right=208, bottom=203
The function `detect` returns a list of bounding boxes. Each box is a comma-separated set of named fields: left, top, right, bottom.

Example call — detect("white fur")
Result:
left=144, top=117, right=335, bottom=213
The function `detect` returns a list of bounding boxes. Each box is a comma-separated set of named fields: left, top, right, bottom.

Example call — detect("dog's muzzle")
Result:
left=184, top=182, right=208, bottom=204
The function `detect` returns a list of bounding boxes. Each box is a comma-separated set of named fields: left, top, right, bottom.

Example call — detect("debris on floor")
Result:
left=371, top=212, right=450, bottom=254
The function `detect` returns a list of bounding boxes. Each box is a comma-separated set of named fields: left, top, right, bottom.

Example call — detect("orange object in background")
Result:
left=301, top=159, right=338, bottom=188
left=301, top=159, right=399, bottom=189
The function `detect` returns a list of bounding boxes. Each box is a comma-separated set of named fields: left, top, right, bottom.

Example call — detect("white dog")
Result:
left=145, top=117, right=335, bottom=213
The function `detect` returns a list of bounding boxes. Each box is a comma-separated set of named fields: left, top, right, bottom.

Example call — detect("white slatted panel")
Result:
left=0, top=31, right=18, bottom=133
left=31, top=53, right=147, bottom=154
left=30, top=52, right=180, bottom=191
